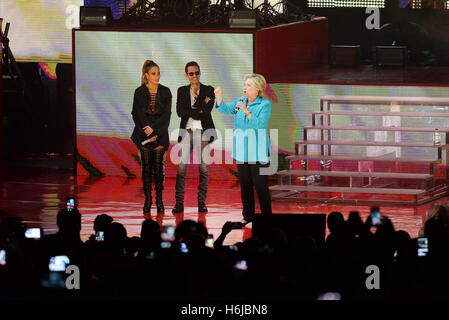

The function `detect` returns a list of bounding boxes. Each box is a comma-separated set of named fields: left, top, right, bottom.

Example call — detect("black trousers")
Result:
left=237, top=162, right=272, bottom=221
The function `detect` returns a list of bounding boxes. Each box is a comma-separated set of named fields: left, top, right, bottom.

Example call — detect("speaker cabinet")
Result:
left=80, top=6, right=113, bottom=27
left=374, top=46, right=407, bottom=67
left=330, top=45, right=361, bottom=67
left=252, top=214, right=327, bottom=247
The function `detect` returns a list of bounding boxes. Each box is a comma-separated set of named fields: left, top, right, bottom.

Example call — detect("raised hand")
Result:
left=214, top=87, right=222, bottom=105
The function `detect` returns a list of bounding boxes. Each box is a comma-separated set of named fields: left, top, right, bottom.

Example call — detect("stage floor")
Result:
left=1, top=165, right=446, bottom=244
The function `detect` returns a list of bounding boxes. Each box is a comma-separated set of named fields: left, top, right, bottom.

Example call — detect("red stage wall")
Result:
left=255, top=17, right=328, bottom=83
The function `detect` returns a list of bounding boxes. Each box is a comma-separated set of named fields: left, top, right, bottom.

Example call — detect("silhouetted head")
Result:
left=94, top=214, right=113, bottom=232
left=395, top=230, right=411, bottom=243
left=347, top=211, right=364, bottom=234
left=264, top=227, right=289, bottom=252
left=424, top=205, right=449, bottom=241
left=104, top=222, right=128, bottom=250
left=141, top=219, right=161, bottom=248
left=0, top=216, right=26, bottom=240
left=293, top=234, right=317, bottom=255
left=56, top=209, right=81, bottom=234
left=327, top=211, right=344, bottom=234
left=195, top=222, right=208, bottom=238
left=175, top=220, right=200, bottom=242
left=182, top=232, right=206, bottom=250
left=141, top=219, right=160, bottom=236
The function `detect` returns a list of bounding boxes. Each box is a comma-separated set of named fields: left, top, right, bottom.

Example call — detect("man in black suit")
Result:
left=172, top=61, right=217, bottom=213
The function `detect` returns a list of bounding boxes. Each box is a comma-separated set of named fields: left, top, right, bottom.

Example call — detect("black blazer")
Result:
left=131, top=84, right=172, bottom=149
left=176, top=83, right=217, bottom=143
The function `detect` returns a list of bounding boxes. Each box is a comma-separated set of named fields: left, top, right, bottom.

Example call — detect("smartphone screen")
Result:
left=0, top=249, right=6, bottom=266
left=95, top=231, right=104, bottom=241
left=180, top=242, right=189, bottom=253
left=161, top=226, right=175, bottom=242
left=417, top=237, right=428, bottom=257
left=234, top=260, right=248, bottom=271
left=205, top=234, right=214, bottom=248
left=48, top=255, right=70, bottom=272
left=25, top=228, right=41, bottom=239
left=370, top=207, right=381, bottom=226
left=67, top=197, right=75, bottom=211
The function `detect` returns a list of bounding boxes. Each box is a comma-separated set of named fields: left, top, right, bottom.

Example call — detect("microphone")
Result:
left=235, top=96, right=245, bottom=114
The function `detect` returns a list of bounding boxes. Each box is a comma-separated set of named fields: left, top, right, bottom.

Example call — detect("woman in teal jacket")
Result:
left=215, top=73, right=272, bottom=225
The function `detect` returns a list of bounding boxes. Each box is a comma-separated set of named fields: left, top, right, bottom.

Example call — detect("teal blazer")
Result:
left=215, top=96, right=271, bottom=163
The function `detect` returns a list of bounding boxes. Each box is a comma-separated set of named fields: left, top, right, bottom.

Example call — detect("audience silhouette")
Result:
left=1, top=204, right=449, bottom=300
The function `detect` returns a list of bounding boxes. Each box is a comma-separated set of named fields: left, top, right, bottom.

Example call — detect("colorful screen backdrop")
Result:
left=1, top=0, right=282, bottom=63
left=75, top=30, right=254, bottom=179
left=1, top=0, right=85, bottom=62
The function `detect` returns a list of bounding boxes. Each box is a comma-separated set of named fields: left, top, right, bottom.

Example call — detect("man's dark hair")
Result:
left=185, top=61, right=200, bottom=74
left=94, top=214, right=113, bottom=232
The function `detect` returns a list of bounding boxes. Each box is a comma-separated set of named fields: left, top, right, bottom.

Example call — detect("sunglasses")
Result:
left=188, top=71, right=200, bottom=76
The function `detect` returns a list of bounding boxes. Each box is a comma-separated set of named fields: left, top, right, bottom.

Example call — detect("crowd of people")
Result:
left=1, top=204, right=449, bottom=300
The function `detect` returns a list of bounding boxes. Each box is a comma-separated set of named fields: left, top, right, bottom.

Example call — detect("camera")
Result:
left=205, top=234, right=214, bottom=248
left=95, top=231, right=104, bottom=241
left=370, top=207, right=381, bottom=226
left=48, top=255, right=70, bottom=272
left=25, top=228, right=42, bottom=239
left=66, top=197, right=76, bottom=211
left=0, top=249, right=6, bottom=266
left=417, top=237, right=428, bottom=257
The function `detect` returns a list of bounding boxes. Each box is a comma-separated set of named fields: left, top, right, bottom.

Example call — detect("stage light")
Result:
left=308, top=0, right=385, bottom=8
left=229, top=10, right=256, bottom=29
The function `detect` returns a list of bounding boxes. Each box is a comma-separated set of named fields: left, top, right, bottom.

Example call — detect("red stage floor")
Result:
left=1, top=165, right=447, bottom=244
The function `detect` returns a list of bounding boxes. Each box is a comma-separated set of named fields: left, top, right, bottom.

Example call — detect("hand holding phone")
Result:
left=234, top=260, right=248, bottom=271
left=0, top=249, right=6, bottom=266
left=25, top=228, right=42, bottom=239
left=230, top=222, right=243, bottom=229
left=417, top=237, right=428, bottom=257
left=66, top=197, right=76, bottom=211
left=205, top=234, right=214, bottom=248
left=95, top=231, right=104, bottom=241
left=161, top=226, right=175, bottom=242
left=48, top=255, right=70, bottom=272
left=370, top=207, right=381, bottom=226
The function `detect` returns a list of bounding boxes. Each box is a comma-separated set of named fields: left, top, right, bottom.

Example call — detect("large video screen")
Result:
left=75, top=30, right=254, bottom=178
left=1, top=0, right=86, bottom=62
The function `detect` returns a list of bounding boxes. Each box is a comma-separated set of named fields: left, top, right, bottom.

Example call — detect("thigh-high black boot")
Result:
left=153, top=148, right=166, bottom=213
left=141, top=146, right=153, bottom=213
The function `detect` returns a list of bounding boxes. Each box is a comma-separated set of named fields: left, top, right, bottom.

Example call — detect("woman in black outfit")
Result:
left=131, top=60, right=172, bottom=215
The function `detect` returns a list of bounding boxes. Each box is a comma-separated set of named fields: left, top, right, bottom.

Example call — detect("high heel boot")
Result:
left=153, top=148, right=166, bottom=213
